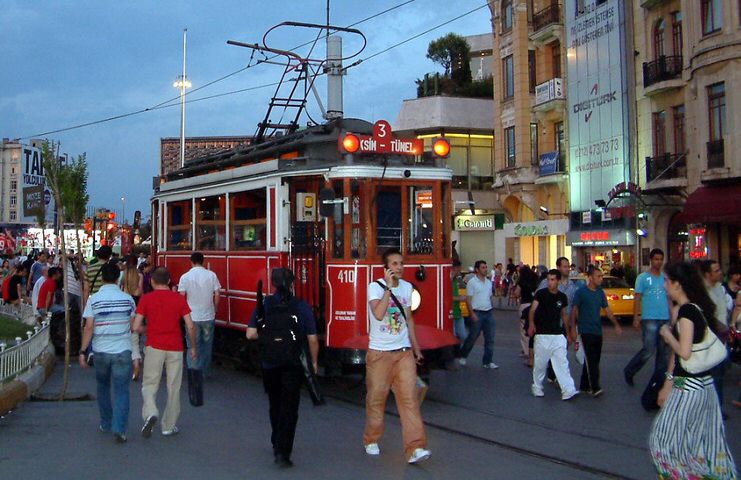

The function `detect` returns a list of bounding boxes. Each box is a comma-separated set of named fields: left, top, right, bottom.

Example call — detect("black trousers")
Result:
left=262, top=366, right=303, bottom=457
left=579, top=333, right=603, bottom=391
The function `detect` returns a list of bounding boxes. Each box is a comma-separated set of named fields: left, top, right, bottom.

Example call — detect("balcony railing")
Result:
left=643, top=55, right=683, bottom=88
left=707, top=140, right=725, bottom=169
left=533, top=3, right=561, bottom=32
left=539, top=151, right=566, bottom=176
left=646, top=153, right=686, bottom=183
left=534, top=78, right=565, bottom=106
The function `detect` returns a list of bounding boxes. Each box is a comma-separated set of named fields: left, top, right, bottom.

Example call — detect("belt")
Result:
left=473, top=309, right=492, bottom=313
left=372, top=347, right=411, bottom=353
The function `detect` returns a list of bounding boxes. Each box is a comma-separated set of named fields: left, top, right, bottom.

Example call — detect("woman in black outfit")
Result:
left=515, top=267, right=540, bottom=367
left=649, top=262, right=736, bottom=479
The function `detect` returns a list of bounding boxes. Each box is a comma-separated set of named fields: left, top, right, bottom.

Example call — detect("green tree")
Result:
left=426, top=33, right=472, bottom=87
left=59, top=153, right=89, bottom=256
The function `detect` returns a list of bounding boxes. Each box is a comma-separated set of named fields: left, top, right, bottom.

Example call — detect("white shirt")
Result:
left=31, top=276, right=46, bottom=311
left=65, top=260, right=82, bottom=297
left=707, top=281, right=731, bottom=326
left=178, top=265, right=221, bottom=322
left=367, top=279, right=413, bottom=351
left=467, top=275, right=493, bottom=311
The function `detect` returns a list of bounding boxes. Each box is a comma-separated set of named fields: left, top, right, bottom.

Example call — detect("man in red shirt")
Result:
left=132, top=267, right=197, bottom=438
left=37, top=267, right=62, bottom=316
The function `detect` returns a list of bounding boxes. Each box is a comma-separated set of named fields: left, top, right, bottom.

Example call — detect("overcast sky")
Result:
left=0, top=0, right=491, bottom=221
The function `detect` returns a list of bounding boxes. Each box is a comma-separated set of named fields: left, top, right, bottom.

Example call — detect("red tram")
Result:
left=151, top=118, right=458, bottom=368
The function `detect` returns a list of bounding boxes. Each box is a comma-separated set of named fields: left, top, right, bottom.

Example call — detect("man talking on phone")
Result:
left=363, top=248, right=431, bottom=464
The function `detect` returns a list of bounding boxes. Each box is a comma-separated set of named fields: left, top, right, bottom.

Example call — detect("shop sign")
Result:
left=514, top=224, right=548, bottom=236
left=455, top=214, right=495, bottom=231
left=539, top=151, right=560, bottom=175
left=567, top=229, right=635, bottom=247
left=21, top=145, right=57, bottom=224
left=504, top=219, right=569, bottom=238
left=582, top=211, right=592, bottom=224
left=415, top=190, right=433, bottom=208
left=608, top=181, right=641, bottom=202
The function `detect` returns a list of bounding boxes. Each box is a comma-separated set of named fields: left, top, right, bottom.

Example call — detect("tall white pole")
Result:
left=180, top=28, right=188, bottom=169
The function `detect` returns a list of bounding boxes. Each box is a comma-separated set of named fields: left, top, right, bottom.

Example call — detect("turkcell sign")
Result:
left=565, top=0, right=630, bottom=213
left=21, top=145, right=55, bottom=224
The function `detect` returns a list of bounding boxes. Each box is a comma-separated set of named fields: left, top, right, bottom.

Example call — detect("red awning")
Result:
left=678, top=185, right=741, bottom=224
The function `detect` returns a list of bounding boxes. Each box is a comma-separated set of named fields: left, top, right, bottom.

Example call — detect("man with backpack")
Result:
left=246, top=268, right=318, bottom=469
left=84, top=245, right=113, bottom=305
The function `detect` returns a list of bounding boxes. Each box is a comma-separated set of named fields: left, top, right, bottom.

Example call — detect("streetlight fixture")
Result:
left=174, top=28, right=191, bottom=169
left=121, top=196, right=125, bottom=224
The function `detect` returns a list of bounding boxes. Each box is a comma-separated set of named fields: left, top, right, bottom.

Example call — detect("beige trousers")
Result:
left=141, top=346, right=183, bottom=432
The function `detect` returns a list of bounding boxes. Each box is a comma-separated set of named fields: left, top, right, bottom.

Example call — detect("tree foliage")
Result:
left=426, top=33, right=472, bottom=87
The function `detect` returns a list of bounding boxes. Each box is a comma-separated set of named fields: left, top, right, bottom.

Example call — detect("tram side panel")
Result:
left=325, top=264, right=370, bottom=350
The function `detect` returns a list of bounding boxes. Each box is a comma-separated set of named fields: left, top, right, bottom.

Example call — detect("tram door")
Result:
left=288, top=180, right=326, bottom=333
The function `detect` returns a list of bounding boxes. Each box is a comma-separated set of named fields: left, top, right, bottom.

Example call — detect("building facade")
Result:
left=0, top=138, right=47, bottom=226
left=635, top=0, right=741, bottom=269
left=488, top=0, right=572, bottom=268
left=160, top=136, right=253, bottom=176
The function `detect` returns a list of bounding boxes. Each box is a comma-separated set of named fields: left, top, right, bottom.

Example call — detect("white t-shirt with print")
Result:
left=367, top=279, right=413, bottom=351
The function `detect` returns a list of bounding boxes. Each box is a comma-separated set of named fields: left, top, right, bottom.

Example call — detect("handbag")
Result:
left=677, top=304, right=727, bottom=374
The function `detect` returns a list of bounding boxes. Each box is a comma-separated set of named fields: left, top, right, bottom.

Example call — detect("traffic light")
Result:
left=340, top=133, right=360, bottom=153
left=432, top=138, right=450, bottom=158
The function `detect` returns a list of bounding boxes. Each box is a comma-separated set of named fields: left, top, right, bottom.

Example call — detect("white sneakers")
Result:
left=408, top=448, right=432, bottom=464
left=531, top=385, right=545, bottom=397
left=365, top=444, right=432, bottom=464
left=365, top=443, right=380, bottom=455
left=162, top=426, right=180, bottom=436
left=561, top=390, right=580, bottom=401
left=482, top=363, right=499, bottom=369
left=458, top=358, right=467, bottom=366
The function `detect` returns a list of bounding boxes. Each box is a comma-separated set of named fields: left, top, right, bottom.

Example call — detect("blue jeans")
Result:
left=186, top=320, right=215, bottom=373
left=624, top=319, right=669, bottom=379
left=95, top=350, right=132, bottom=435
left=454, top=316, right=469, bottom=343
left=460, top=309, right=495, bottom=364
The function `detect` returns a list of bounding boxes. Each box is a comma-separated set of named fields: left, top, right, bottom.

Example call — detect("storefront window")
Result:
left=230, top=189, right=267, bottom=250
left=196, top=195, right=226, bottom=251
left=667, top=213, right=688, bottom=263
left=375, top=187, right=402, bottom=254
left=470, top=136, right=494, bottom=189
left=446, top=137, right=468, bottom=189
left=167, top=200, right=192, bottom=251
left=408, top=186, right=434, bottom=255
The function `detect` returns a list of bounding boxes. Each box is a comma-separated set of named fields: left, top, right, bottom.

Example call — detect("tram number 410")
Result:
left=337, top=269, right=356, bottom=284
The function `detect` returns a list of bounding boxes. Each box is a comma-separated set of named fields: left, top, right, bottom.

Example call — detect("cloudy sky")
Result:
left=0, top=0, right=491, bottom=220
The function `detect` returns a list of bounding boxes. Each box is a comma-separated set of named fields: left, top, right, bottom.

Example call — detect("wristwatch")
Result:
left=665, top=372, right=674, bottom=381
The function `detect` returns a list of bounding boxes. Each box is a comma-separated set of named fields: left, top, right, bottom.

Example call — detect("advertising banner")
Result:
left=565, top=0, right=630, bottom=213
left=539, top=151, right=560, bottom=175
left=20, top=145, right=55, bottom=224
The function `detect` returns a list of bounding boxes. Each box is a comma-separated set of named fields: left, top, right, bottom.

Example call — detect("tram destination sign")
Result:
left=339, top=120, right=423, bottom=156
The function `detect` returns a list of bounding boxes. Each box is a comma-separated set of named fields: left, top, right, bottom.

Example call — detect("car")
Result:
left=570, top=275, right=635, bottom=318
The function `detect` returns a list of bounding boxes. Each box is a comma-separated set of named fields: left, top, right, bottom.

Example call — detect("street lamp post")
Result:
left=173, top=28, right=191, bottom=169
left=121, top=196, right=125, bottom=224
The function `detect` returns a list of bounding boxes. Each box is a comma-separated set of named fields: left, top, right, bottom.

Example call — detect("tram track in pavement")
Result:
left=320, top=378, right=640, bottom=480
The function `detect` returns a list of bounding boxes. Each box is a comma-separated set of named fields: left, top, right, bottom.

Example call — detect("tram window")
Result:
left=196, top=195, right=226, bottom=251
left=167, top=200, right=192, bottom=251
left=231, top=190, right=267, bottom=250
left=331, top=183, right=344, bottom=259
left=442, top=182, right=451, bottom=258
left=408, top=186, right=434, bottom=255
left=375, top=188, right=402, bottom=254
left=350, top=187, right=366, bottom=259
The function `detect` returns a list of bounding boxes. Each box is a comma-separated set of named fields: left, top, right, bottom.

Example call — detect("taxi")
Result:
left=570, top=275, right=635, bottom=318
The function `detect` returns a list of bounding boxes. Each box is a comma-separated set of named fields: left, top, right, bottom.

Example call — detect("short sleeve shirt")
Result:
left=533, top=288, right=568, bottom=335
left=178, top=266, right=222, bottom=322
left=635, top=272, right=669, bottom=320
left=136, top=290, right=192, bottom=351
left=85, top=260, right=105, bottom=295
left=467, top=276, right=493, bottom=311
left=367, top=279, right=413, bottom=351
left=38, top=278, right=57, bottom=310
left=82, top=284, right=135, bottom=354
left=573, top=285, right=608, bottom=336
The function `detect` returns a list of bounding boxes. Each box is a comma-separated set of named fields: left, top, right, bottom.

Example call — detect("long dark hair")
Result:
left=517, top=265, right=539, bottom=295
left=664, top=261, right=719, bottom=334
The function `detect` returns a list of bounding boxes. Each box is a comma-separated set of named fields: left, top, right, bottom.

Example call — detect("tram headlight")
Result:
left=341, top=133, right=360, bottom=153
left=411, top=288, right=421, bottom=312
left=432, top=138, right=450, bottom=158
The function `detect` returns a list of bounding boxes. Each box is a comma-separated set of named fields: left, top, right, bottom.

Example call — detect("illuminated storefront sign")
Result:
left=565, top=0, right=631, bottom=213
left=567, top=229, right=635, bottom=247
left=455, top=214, right=495, bottom=231
left=504, top=219, right=569, bottom=238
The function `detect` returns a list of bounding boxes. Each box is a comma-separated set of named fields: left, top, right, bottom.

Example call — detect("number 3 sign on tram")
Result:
left=373, top=120, right=392, bottom=151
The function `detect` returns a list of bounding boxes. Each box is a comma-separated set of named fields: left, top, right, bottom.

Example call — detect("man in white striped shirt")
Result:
left=79, top=262, right=136, bottom=443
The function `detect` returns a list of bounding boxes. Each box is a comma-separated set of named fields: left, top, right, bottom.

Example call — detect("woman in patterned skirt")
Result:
left=650, top=261, right=736, bottom=479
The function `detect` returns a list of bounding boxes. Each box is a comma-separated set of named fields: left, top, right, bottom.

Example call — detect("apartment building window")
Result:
left=503, top=55, right=514, bottom=99
left=673, top=105, right=686, bottom=153
left=551, top=41, right=561, bottom=78
left=653, top=18, right=665, bottom=58
left=555, top=122, right=565, bottom=154
left=671, top=12, right=683, bottom=56
left=708, top=82, right=725, bottom=141
left=502, top=0, right=513, bottom=33
left=528, top=50, right=536, bottom=94
left=9, top=211, right=16, bottom=221
left=701, top=0, right=722, bottom=35
left=10, top=195, right=17, bottom=206
left=652, top=111, right=667, bottom=157
left=530, top=123, right=539, bottom=166
left=505, top=127, right=516, bottom=168
left=10, top=180, right=17, bottom=191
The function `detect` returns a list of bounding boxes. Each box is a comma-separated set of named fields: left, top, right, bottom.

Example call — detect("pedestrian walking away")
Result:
left=78, top=262, right=136, bottom=443
left=649, top=262, right=736, bottom=479
left=246, top=268, right=319, bottom=468
left=363, top=248, right=431, bottom=464
left=450, top=259, right=469, bottom=360
left=571, top=266, right=623, bottom=397
left=459, top=260, right=498, bottom=369
left=528, top=269, right=578, bottom=400
left=624, top=248, right=671, bottom=387
left=178, top=252, right=221, bottom=375
left=133, top=267, right=197, bottom=439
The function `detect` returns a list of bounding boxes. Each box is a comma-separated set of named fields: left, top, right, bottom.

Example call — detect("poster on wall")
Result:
left=20, top=145, right=55, bottom=225
left=565, top=0, right=631, bottom=213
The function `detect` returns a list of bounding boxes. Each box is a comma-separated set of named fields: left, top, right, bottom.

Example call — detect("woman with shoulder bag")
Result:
left=650, top=262, right=736, bottom=479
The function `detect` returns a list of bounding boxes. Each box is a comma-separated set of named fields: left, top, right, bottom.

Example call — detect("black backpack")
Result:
left=258, top=297, right=302, bottom=367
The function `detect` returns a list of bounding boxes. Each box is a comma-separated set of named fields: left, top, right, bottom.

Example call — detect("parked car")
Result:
left=571, top=275, right=635, bottom=318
